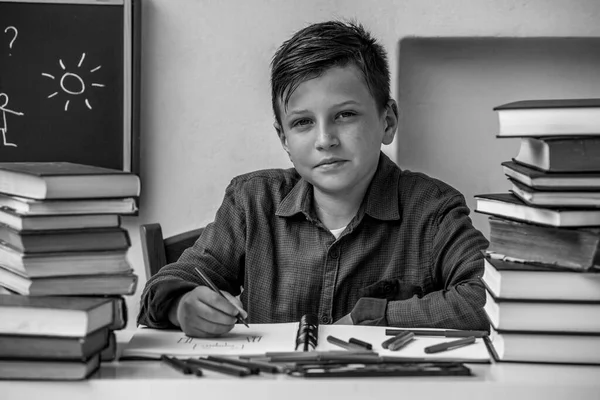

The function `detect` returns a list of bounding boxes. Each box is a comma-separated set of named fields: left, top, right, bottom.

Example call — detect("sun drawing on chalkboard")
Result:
left=41, top=53, right=105, bottom=111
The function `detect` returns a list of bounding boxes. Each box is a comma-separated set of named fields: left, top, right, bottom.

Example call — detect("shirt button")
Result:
left=321, top=315, right=331, bottom=324
left=329, top=251, right=339, bottom=260
left=383, top=284, right=392, bottom=293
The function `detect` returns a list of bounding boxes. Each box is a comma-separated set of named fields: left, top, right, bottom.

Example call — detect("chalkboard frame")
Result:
left=0, top=0, right=141, bottom=175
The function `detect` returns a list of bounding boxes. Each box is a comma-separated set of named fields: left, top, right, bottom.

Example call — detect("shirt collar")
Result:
left=276, top=152, right=401, bottom=222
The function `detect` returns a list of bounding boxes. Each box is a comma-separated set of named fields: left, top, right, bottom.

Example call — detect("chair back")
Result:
left=139, top=223, right=204, bottom=279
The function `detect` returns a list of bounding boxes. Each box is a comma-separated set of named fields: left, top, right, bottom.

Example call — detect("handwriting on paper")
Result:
left=175, top=334, right=264, bottom=351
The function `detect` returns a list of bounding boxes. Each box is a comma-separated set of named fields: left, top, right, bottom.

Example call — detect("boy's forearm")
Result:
left=385, top=279, right=488, bottom=330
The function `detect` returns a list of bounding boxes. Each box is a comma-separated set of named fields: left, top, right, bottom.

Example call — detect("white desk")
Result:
left=1, top=331, right=599, bottom=400
left=2, top=358, right=600, bottom=400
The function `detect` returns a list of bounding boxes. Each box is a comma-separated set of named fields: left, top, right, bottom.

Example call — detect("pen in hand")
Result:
left=193, top=267, right=249, bottom=328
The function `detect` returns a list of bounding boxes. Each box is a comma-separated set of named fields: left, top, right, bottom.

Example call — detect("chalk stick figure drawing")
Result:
left=0, top=93, right=23, bottom=148
left=42, top=52, right=105, bottom=111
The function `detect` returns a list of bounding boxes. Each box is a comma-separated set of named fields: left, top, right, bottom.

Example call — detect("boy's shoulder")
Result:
left=230, top=167, right=301, bottom=193
left=397, top=168, right=464, bottom=204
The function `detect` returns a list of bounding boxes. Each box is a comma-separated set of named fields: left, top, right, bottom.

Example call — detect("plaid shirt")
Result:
left=138, top=153, right=489, bottom=330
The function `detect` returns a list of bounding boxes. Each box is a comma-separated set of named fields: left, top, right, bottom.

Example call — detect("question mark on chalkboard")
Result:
left=4, top=26, right=18, bottom=56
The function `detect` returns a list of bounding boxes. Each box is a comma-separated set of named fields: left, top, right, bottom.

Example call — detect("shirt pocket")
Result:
left=357, top=278, right=423, bottom=301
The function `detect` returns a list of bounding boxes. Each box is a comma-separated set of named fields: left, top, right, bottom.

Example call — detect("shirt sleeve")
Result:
left=137, top=180, right=246, bottom=328
left=385, top=193, right=490, bottom=330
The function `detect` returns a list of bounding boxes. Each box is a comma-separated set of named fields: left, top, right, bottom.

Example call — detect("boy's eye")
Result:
left=292, top=118, right=312, bottom=128
left=337, top=111, right=356, bottom=119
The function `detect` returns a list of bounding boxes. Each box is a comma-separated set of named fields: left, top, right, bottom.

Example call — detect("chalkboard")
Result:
left=0, top=0, right=140, bottom=173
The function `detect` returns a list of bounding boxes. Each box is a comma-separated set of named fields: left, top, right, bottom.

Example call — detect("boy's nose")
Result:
left=315, top=122, right=339, bottom=150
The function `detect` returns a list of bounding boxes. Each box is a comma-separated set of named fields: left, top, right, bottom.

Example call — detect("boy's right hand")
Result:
left=168, top=286, right=247, bottom=338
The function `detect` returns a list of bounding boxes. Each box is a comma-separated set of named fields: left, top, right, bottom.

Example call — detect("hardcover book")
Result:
left=482, top=255, right=600, bottom=301
left=514, top=136, right=600, bottom=173
left=0, top=207, right=120, bottom=231
left=0, top=242, right=131, bottom=277
left=494, top=98, right=600, bottom=137
left=0, top=194, right=138, bottom=215
left=0, top=354, right=100, bottom=380
left=486, top=216, right=600, bottom=271
left=509, top=178, right=600, bottom=208
left=0, top=162, right=141, bottom=200
left=0, top=268, right=138, bottom=296
left=474, top=192, right=600, bottom=227
left=0, top=327, right=110, bottom=360
left=486, top=326, right=600, bottom=365
left=0, top=226, right=131, bottom=253
left=483, top=289, right=600, bottom=333
left=502, top=161, right=600, bottom=190
left=0, top=295, right=114, bottom=337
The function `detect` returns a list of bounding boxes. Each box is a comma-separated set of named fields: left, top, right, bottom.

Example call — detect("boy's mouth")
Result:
left=315, top=157, right=346, bottom=168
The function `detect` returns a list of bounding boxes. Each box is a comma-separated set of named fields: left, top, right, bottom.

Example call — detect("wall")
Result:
left=122, top=0, right=600, bottom=326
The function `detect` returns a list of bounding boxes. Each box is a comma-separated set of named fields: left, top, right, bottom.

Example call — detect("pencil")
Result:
left=385, top=329, right=487, bottom=338
left=186, top=357, right=252, bottom=377
left=193, top=267, right=249, bottom=327
left=161, top=354, right=200, bottom=375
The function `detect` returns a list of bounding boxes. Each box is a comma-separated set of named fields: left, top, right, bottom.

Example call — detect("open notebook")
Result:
left=121, top=321, right=491, bottom=363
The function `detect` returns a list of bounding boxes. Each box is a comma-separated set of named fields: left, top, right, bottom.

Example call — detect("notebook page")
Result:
left=121, top=323, right=299, bottom=359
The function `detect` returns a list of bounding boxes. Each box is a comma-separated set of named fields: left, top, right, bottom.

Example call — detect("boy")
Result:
left=138, top=20, right=489, bottom=338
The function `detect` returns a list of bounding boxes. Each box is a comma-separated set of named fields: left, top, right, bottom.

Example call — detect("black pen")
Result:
left=161, top=354, right=200, bottom=375
left=385, top=329, right=487, bottom=338
left=186, top=357, right=252, bottom=377
left=326, top=335, right=366, bottom=351
left=193, top=267, right=249, bottom=327
left=349, top=337, right=373, bottom=350
left=424, top=336, right=477, bottom=354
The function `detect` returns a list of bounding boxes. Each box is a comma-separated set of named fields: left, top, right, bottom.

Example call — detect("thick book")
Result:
left=509, top=178, right=600, bottom=208
left=0, top=226, right=131, bottom=253
left=486, top=326, right=600, bottom=365
left=0, top=207, right=120, bottom=231
left=514, top=136, right=600, bottom=172
left=483, top=289, right=600, bottom=333
left=486, top=216, right=600, bottom=271
left=0, top=162, right=141, bottom=200
left=0, top=354, right=100, bottom=380
left=0, top=295, right=114, bottom=337
left=122, top=322, right=491, bottom=363
left=494, top=98, right=600, bottom=137
left=474, top=192, right=600, bottom=227
left=0, top=268, right=138, bottom=296
left=0, top=193, right=138, bottom=215
left=502, top=161, right=600, bottom=190
left=0, top=327, right=110, bottom=360
left=482, top=255, right=600, bottom=301
left=0, top=242, right=131, bottom=277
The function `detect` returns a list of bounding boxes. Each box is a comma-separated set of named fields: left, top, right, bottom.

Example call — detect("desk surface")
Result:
left=1, top=332, right=599, bottom=400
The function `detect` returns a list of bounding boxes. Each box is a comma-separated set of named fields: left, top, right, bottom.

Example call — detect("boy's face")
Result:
left=275, top=65, right=397, bottom=197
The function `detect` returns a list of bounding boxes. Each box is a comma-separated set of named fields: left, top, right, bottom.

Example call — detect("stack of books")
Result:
left=0, top=161, right=140, bottom=379
left=474, top=98, right=600, bottom=365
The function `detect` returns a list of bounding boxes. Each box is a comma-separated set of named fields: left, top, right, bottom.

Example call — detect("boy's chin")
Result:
left=311, top=178, right=356, bottom=196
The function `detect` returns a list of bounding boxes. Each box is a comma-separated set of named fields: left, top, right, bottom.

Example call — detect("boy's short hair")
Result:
left=270, top=20, right=391, bottom=125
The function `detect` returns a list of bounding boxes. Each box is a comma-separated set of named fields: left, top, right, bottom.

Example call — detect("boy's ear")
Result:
left=274, top=122, right=290, bottom=154
left=382, top=100, right=399, bottom=145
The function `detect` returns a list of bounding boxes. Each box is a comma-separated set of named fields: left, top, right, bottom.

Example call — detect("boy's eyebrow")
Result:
left=285, top=100, right=362, bottom=118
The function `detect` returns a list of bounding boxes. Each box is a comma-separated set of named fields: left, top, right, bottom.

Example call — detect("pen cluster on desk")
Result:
left=161, top=354, right=280, bottom=377
left=160, top=328, right=485, bottom=378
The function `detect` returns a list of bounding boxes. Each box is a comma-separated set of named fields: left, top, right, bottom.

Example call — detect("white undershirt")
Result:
left=329, top=225, right=347, bottom=239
